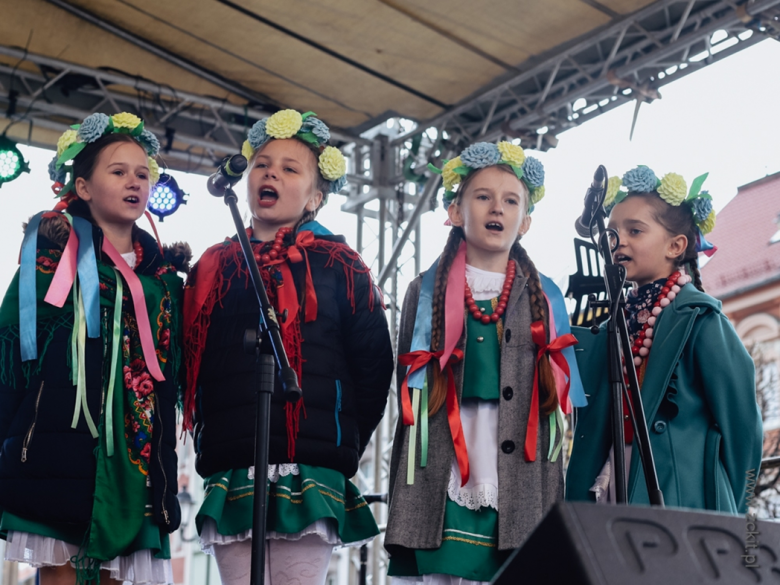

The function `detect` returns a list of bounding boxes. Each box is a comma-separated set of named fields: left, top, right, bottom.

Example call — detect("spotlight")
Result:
left=0, top=136, right=30, bottom=188
left=147, top=173, right=187, bottom=221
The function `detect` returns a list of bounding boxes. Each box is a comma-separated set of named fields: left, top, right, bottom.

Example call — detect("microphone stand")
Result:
left=213, top=184, right=302, bottom=585
left=584, top=166, right=664, bottom=507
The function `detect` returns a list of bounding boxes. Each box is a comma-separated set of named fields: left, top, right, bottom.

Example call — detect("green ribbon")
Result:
left=406, top=387, right=421, bottom=485
left=105, top=269, right=123, bottom=457
left=420, top=379, right=429, bottom=468
left=547, top=407, right=565, bottom=462
left=70, top=283, right=98, bottom=439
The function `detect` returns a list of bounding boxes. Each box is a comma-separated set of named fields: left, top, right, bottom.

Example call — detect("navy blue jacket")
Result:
left=192, top=234, right=393, bottom=478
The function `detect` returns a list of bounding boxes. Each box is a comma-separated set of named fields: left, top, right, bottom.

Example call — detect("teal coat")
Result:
left=566, top=284, right=762, bottom=514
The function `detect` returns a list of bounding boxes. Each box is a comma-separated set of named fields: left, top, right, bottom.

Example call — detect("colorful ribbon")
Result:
left=19, top=212, right=45, bottom=362
left=102, top=238, right=165, bottom=382
left=696, top=228, right=718, bottom=257
left=439, top=241, right=466, bottom=370
left=70, top=283, right=98, bottom=439
left=407, top=257, right=439, bottom=389
left=398, top=348, right=468, bottom=486
left=524, top=321, right=577, bottom=462
left=539, top=273, right=587, bottom=408
left=404, top=378, right=430, bottom=479
left=20, top=214, right=100, bottom=362
left=406, top=386, right=420, bottom=485
left=105, top=268, right=124, bottom=457
left=70, top=216, right=101, bottom=340
left=285, top=231, right=319, bottom=323
left=43, top=218, right=79, bottom=308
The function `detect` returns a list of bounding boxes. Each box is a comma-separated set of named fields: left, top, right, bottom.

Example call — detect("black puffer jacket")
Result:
left=192, top=233, right=393, bottom=478
left=0, top=216, right=186, bottom=532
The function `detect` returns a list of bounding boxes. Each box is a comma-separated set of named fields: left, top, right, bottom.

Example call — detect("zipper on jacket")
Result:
left=154, top=393, right=170, bottom=525
left=335, top=380, right=342, bottom=447
left=21, top=382, right=45, bottom=463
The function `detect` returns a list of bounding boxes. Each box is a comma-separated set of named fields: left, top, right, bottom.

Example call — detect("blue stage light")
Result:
left=147, top=173, right=187, bottom=221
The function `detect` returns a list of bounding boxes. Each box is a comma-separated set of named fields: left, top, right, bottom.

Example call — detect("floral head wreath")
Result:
left=240, top=109, right=347, bottom=195
left=604, top=165, right=717, bottom=254
left=428, top=141, right=546, bottom=213
left=49, top=112, right=161, bottom=209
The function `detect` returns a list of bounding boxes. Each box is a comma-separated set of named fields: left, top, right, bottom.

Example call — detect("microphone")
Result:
left=574, top=166, right=607, bottom=238
left=207, top=154, right=248, bottom=196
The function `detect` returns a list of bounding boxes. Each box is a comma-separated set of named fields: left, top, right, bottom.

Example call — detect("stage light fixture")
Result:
left=147, top=173, right=187, bottom=221
left=0, top=136, right=30, bottom=188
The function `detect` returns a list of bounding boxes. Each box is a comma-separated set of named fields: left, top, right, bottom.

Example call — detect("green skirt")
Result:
left=0, top=506, right=170, bottom=560
left=388, top=498, right=510, bottom=582
left=196, top=465, right=379, bottom=545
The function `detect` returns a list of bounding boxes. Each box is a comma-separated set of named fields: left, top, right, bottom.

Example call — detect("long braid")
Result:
left=687, top=259, right=705, bottom=292
left=511, top=241, right=559, bottom=416
left=428, top=227, right=464, bottom=416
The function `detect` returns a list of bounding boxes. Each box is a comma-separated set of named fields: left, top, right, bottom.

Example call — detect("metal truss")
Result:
left=391, top=0, right=780, bottom=150
left=0, top=45, right=366, bottom=176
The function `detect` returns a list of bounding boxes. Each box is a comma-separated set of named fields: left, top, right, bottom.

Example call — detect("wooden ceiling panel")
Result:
left=1, top=0, right=669, bottom=141
left=3, top=0, right=235, bottom=103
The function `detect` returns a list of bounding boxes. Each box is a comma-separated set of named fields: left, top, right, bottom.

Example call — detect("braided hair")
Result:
left=626, top=193, right=706, bottom=292
left=427, top=166, right=558, bottom=416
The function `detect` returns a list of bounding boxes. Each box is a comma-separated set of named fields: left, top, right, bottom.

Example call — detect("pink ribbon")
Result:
left=439, top=241, right=466, bottom=370
left=44, top=226, right=79, bottom=308
left=102, top=238, right=165, bottom=382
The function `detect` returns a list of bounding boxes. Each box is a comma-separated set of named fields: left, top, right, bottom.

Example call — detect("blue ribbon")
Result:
left=539, top=273, right=587, bottom=407
left=407, top=257, right=439, bottom=389
left=71, top=217, right=101, bottom=339
left=19, top=212, right=45, bottom=362
left=299, top=220, right=333, bottom=236
left=695, top=228, right=716, bottom=254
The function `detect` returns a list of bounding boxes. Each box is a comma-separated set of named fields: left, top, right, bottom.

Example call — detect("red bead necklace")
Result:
left=464, top=260, right=516, bottom=324
left=254, top=226, right=293, bottom=265
left=627, top=271, right=691, bottom=369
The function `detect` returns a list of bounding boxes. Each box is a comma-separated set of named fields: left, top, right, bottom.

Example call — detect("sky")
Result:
left=1, top=38, right=779, bottom=296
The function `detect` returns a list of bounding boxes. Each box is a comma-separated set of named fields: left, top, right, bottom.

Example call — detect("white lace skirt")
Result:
left=448, top=401, right=499, bottom=511
left=4, top=530, right=173, bottom=585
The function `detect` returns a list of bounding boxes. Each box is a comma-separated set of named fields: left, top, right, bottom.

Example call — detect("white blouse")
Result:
left=447, top=265, right=504, bottom=511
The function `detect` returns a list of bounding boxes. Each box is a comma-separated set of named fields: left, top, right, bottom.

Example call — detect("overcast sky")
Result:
left=2, top=39, right=779, bottom=296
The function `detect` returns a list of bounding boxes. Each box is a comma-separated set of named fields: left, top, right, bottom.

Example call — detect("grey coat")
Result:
left=385, top=261, right=563, bottom=554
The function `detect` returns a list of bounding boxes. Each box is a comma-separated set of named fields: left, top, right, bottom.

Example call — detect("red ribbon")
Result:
left=525, top=321, right=578, bottom=462
left=398, top=348, right=469, bottom=486
left=286, top=231, right=318, bottom=323
left=245, top=229, right=319, bottom=324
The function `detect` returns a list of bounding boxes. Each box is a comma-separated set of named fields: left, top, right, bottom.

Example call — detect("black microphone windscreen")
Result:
left=226, top=155, right=248, bottom=177
left=574, top=217, right=596, bottom=239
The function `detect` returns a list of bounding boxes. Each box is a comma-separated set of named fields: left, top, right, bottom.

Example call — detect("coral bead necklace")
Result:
left=252, top=226, right=294, bottom=264
left=628, top=270, right=691, bottom=369
left=464, top=260, right=516, bottom=324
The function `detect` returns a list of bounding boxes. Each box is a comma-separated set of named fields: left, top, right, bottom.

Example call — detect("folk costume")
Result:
left=566, top=167, right=762, bottom=513
left=385, top=142, right=586, bottom=584
left=182, top=111, right=394, bottom=566
left=0, top=114, right=187, bottom=583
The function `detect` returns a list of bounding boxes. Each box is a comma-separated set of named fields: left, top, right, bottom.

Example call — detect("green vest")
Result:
left=463, top=299, right=501, bottom=400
